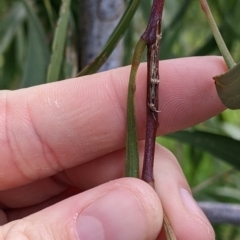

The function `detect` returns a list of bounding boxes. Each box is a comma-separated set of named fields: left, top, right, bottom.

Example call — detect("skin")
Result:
left=0, top=56, right=226, bottom=239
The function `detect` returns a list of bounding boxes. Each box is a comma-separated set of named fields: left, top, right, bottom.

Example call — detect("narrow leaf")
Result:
left=126, top=39, right=146, bottom=177
left=21, top=0, right=50, bottom=87
left=166, top=130, right=240, bottom=170
left=43, top=0, right=56, bottom=30
left=63, top=18, right=78, bottom=78
left=214, top=63, right=240, bottom=109
left=0, top=2, right=26, bottom=56
left=47, top=0, right=71, bottom=82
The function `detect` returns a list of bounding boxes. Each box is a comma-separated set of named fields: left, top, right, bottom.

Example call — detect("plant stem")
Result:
left=199, top=202, right=240, bottom=224
left=141, top=26, right=160, bottom=185
left=77, top=0, right=141, bottom=76
left=163, top=213, right=177, bottom=240
left=200, top=0, right=236, bottom=69
left=141, top=1, right=176, bottom=239
left=78, top=0, right=125, bottom=72
left=141, top=0, right=164, bottom=186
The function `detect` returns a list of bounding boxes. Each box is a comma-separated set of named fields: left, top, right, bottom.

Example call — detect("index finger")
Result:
left=0, top=56, right=226, bottom=189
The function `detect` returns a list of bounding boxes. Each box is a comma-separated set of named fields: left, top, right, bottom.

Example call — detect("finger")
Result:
left=0, top=148, right=124, bottom=208
left=0, top=142, right=136, bottom=208
left=55, top=147, right=125, bottom=190
left=5, top=186, right=82, bottom=221
left=152, top=145, right=215, bottom=240
left=0, top=56, right=226, bottom=189
left=0, top=177, right=68, bottom=208
left=1, top=179, right=162, bottom=240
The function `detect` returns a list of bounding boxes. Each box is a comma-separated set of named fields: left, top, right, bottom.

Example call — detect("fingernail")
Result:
left=76, top=190, right=148, bottom=240
left=180, top=188, right=207, bottom=219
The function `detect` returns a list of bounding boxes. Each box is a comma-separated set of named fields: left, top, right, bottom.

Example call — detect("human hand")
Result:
left=0, top=56, right=226, bottom=239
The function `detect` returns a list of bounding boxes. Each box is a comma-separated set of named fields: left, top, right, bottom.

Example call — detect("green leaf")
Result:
left=214, top=62, right=240, bottom=109
left=161, top=0, right=190, bottom=59
left=15, top=23, right=26, bottom=70
left=21, top=0, right=50, bottom=88
left=0, top=40, right=18, bottom=89
left=78, top=0, right=141, bottom=76
left=46, top=0, right=71, bottom=82
left=166, top=130, right=240, bottom=170
left=0, top=2, right=26, bottom=56
left=125, top=39, right=146, bottom=178
left=43, top=0, right=56, bottom=30
left=63, top=16, right=78, bottom=79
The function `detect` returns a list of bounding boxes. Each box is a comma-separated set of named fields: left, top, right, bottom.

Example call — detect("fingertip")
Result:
left=0, top=178, right=163, bottom=240
left=77, top=178, right=163, bottom=240
left=156, top=56, right=226, bottom=135
left=178, top=188, right=215, bottom=240
left=153, top=144, right=215, bottom=239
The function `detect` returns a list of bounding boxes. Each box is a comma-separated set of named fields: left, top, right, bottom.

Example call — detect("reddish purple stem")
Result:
left=142, top=0, right=164, bottom=44
left=141, top=0, right=164, bottom=185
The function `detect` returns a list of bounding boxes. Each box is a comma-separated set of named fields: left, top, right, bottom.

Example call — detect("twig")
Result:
left=141, top=0, right=163, bottom=188
left=78, top=0, right=125, bottom=72
left=140, top=1, right=176, bottom=239
left=198, top=202, right=240, bottom=225
left=77, top=0, right=141, bottom=76
left=125, top=1, right=175, bottom=238
left=141, top=20, right=161, bottom=186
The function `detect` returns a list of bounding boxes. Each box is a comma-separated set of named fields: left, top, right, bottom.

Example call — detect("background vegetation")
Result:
left=0, top=0, right=240, bottom=239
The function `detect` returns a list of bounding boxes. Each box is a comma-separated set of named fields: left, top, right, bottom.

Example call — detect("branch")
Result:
left=141, top=0, right=164, bottom=187
left=198, top=202, right=240, bottom=225
left=78, top=0, right=125, bottom=72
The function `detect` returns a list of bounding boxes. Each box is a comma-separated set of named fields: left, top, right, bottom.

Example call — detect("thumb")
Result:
left=1, top=178, right=163, bottom=240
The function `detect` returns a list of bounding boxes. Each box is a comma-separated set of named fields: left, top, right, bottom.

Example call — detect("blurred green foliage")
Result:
left=0, top=0, right=240, bottom=238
